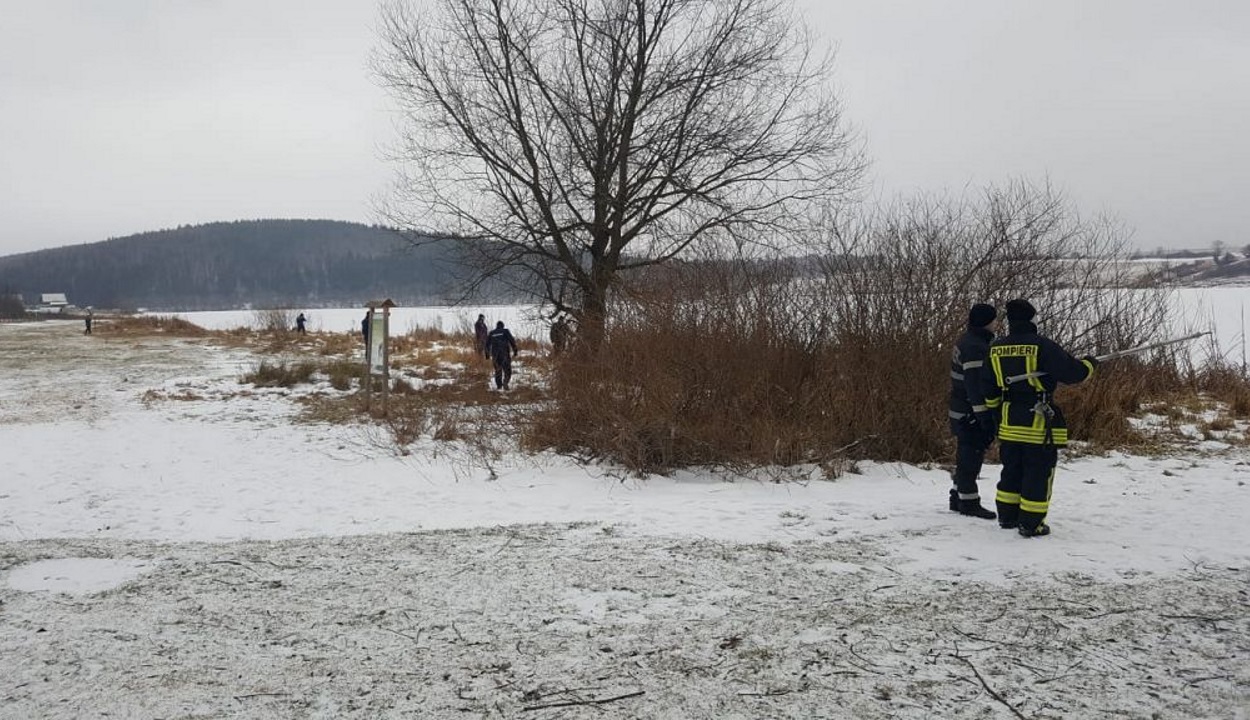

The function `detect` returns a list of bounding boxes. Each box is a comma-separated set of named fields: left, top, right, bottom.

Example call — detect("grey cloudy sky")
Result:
left=1, top=0, right=1247, bottom=256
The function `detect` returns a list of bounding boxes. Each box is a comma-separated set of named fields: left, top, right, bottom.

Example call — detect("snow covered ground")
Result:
left=2, top=318, right=1249, bottom=719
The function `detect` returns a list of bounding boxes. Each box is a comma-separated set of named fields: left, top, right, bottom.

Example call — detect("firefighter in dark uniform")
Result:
left=982, top=299, right=1098, bottom=538
left=947, top=303, right=1000, bottom=519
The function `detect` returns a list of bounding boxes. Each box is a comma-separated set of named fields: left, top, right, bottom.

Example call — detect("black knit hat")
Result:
left=968, top=303, right=997, bottom=328
left=1005, top=298, right=1036, bottom=325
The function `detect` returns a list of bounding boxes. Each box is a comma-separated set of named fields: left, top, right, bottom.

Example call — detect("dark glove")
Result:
left=1083, top=355, right=1100, bottom=368
left=974, top=411, right=998, bottom=447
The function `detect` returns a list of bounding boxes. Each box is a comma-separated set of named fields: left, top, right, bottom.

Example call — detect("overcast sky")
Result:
left=1, top=1, right=1247, bottom=256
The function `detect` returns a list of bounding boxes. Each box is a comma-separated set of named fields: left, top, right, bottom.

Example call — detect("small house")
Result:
left=35, top=292, right=70, bottom=314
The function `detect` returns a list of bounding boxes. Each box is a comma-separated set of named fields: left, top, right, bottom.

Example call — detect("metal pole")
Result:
left=1090, top=331, right=1209, bottom=363
left=363, top=308, right=374, bottom=410
left=1004, top=331, right=1210, bottom=384
left=381, top=306, right=390, bottom=417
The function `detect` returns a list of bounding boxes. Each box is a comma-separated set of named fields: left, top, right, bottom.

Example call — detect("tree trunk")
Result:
left=577, top=281, right=608, bottom=353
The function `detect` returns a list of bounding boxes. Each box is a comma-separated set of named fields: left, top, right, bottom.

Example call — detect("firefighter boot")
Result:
left=1017, top=511, right=1050, bottom=538
left=996, top=501, right=1019, bottom=530
left=1018, top=523, right=1051, bottom=538
left=958, top=499, right=996, bottom=520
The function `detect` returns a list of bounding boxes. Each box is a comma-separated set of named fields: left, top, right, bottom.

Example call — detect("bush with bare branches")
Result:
left=527, top=181, right=1234, bottom=473
left=252, top=307, right=298, bottom=334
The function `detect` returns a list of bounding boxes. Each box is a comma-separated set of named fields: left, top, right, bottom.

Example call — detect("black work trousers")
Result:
left=492, top=354, right=513, bottom=389
left=996, top=441, right=1058, bottom=530
left=951, top=424, right=989, bottom=501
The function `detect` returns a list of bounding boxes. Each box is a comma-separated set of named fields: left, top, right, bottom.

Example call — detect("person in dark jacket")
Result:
left=982, top=298, right=1098, bottom=538
left=947, top=303, right=1000, bottom=520
left=486, top=321, right=519, bottom=390
left=474, top=314, right=489, bottom=359
left=295, top=312, right=307, bottom=334
left=549, top=314, right=569, bottom=355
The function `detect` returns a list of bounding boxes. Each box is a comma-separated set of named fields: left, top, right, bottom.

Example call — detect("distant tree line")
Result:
left=0, top=219, right=521, bottom=311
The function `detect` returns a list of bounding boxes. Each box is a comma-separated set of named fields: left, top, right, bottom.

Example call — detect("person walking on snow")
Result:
left=947, top=303, right=1000, bottom=520
left=486, top=321, right=518, bottom=390
left=981, top=298, right=1098, bottom=538
left=295, top=312, right=306, bottom=334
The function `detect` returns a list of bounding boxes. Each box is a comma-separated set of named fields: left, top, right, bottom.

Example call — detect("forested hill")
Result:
left=0, top=219, right=469, bottom=311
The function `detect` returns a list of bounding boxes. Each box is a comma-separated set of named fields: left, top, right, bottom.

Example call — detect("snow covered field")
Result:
left=2, top=312, right=1249, bottom=718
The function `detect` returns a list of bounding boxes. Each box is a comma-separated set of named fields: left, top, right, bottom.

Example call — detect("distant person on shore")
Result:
left=549, top=314, right=569, bottom=355
left=486, top=321, right=518, bottom=390
left=295, top=312, right=306, bottom=334
left=361, top=314, right=370, bottom=344
left=84, top=311, right=93, bottom=335
left=474, top=314, right=489, bottom=359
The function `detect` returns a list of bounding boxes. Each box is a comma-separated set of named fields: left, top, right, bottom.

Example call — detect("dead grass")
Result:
left=140, top=388, right=207, bottom=405
left=241, top=361, right=318, bottom=388
left=109, top=304, right=1250, bottom=470
left=526, top=311, right=872, bottom=472
left=298, top=394, right=367, bottom=425
left=101, top=315, right=211, bottom=338
left=322, top=359, right=361, bottom=391
left=1061, top=356, right=1250, bottom=453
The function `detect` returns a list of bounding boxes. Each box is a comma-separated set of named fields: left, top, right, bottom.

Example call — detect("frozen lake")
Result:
left=1171, top=286, right=1250, bottom=361
left=153, top=286, right=1250, bottom=359
left=159, top=303, right=547, bottom=340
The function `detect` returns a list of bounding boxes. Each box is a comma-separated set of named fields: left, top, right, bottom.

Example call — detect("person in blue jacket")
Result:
left=486, top=321, right=518, bottom=390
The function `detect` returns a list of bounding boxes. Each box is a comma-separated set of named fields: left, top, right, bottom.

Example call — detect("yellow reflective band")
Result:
left=998, top=425, right=1069, bottom=445
left=1020, top=498, right=1050, bottom=513
left=1001, top=401, right=1047, bottom=435
left=1026, top=350, right=1044, bottom=392
left=990, top=353, right=1006, bottom=389
left=1082, top=358, right=1097, bottom=379
left=986, top=397, right=1002, bottom=408
left=996, top=490, right=1020, bottom=505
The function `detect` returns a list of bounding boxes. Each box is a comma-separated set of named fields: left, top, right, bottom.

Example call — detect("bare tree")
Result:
left=374, top=0, right=864, bottom=343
